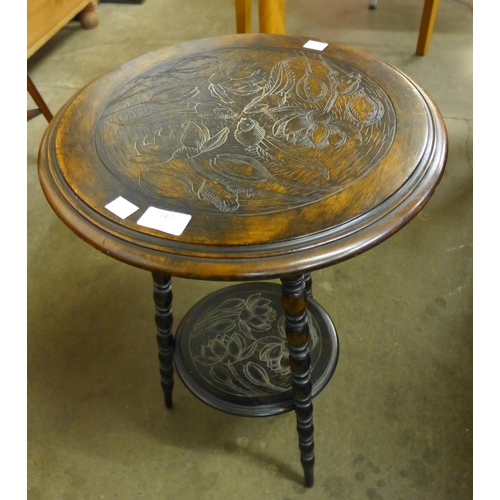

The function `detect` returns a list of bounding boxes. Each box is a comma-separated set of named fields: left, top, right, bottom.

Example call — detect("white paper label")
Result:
left=303, top=40, right=328, bottom=51
left=137, top=207, right=192, bottom=236
left=105, top=196, right=139, bottom=219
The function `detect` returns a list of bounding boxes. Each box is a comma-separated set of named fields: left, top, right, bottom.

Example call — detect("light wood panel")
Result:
left=28, top=0, right=98, bottom=58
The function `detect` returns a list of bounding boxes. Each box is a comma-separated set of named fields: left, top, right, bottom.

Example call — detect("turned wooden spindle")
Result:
left=304, top=273, right=313, bottom=299
left=281, top=274, right=315, bottom=487
left=152, top=272, right=174, bottom=408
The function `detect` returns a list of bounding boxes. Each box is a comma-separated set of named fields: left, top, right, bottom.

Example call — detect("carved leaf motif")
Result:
left=193, top=102, right=236, bottom=119
left=216, top=298, right=247, bottom=312
left=222, top=78, right=263, bottom=96
left=229, top=67, right=263, bottom=83
left=208, top=83, right=233, bottom=104
left=105, top=102, right=170, bottom=126
left=151, top=86, right=200, bottom=104
left=242, top=58, right=295, bottom=114
left=263, top=58, right=295, bottom=95
left=200, top=127, right=230, bottom=153
left=243, top=362, right=272, bottom=386
left=180, top=121, right=211, bottom=149
left=210, top=365, right=233, bottom=385
left=104, top=85, right=200, bottom=126
left=170, top=55, right=218, bottom=75
left=210, top=154, right=273, bottom=185
left=106, top=72, right=179, bottom=109
left=296, top=57, right=329, bottom=103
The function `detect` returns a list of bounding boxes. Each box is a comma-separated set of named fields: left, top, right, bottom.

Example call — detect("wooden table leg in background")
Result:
left=78, top=1, right=99, bottom=29
left=27, top=75, right=53, bottom=123
left=416, top=0, right=440, bottom=55
left=235, top=0, right=286, bottom=34
left=235, top=0, right=252, bottom=34
left=258, top=0, right=286, bottom=34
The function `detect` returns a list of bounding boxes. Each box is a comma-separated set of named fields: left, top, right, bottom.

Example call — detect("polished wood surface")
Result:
left=38, top=34, right=447, bottom=280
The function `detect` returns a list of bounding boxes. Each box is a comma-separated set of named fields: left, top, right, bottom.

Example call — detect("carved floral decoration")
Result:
left=188, top=293, right=320, bottom=397
left=96, top=48, right=395, bottom=215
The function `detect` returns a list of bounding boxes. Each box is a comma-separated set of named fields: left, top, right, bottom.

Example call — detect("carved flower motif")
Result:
left=237, top=294, right=277, bottom=338
left=137, top=121, right=229, bottom=160
left=195, top=333, right=256, bottom=366
left=208, top=61, right=265, bottom=104
left=272, top=109, right=357, bottom=150
left=243, top=362, right=274, bottom=387
left=259, top=339, right=290, bottom=375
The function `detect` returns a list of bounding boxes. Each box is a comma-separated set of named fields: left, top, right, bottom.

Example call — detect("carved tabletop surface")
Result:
left=38, top=34, right=447, bottom=280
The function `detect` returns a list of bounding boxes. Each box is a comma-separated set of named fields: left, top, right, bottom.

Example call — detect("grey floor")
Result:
left=27, top=0, right=473, bottom=498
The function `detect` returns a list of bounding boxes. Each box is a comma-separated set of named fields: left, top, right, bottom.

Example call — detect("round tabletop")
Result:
left=38, top=34, right=447, bottom=280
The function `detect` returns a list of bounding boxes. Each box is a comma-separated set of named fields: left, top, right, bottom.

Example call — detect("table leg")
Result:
left=416, top=0, right=440, bottom=56
left=235, top=0, right=252, bottom=34
left=152, top=272, right=174, bottom=408
left=304, top=272, right=313, bottom=299
left=78, top=2, right=99, bottom=30
left=281, top=274, right=315, bottom=487
left=258, top=0, right=286, bottom=34
left=27, top=75, right=53, bottom=123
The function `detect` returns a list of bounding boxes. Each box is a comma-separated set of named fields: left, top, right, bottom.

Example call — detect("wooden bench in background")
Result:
left=27, top=0, right=99, bottom=122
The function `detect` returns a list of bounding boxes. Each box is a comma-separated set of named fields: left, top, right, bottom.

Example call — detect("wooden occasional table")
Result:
left=37, top=34, right=447, bottom=488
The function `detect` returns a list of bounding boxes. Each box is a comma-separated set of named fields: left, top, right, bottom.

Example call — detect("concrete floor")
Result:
left=27, top=0, right=473, bottom=498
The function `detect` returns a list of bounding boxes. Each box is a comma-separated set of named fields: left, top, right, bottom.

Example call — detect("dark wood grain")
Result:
left=38, top=34, right=447, bottom=281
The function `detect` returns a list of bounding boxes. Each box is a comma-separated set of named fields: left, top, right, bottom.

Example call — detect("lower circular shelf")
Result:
left=174, top=282, right=339, bottom=417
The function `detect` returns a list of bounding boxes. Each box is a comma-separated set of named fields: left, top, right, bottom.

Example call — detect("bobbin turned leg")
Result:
left=152, top=272, right=174, bottom=408
left=281, top=274, right=315, bottom=488
left=304, top=273, right=313, bottom=299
